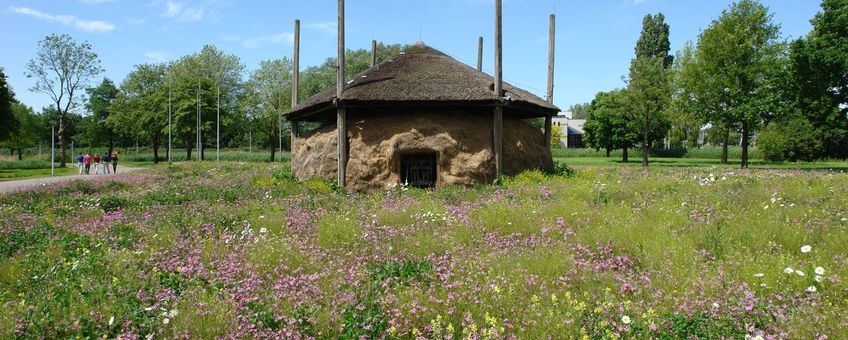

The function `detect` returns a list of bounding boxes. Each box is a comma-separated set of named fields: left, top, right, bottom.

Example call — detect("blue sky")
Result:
left=1, top=0, right=823, bottom=113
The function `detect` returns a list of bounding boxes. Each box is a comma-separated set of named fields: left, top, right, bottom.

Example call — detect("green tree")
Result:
left=85, top=78, right=119, bottom=152
left=25, top=34, right=103, bottom=166
left=669, top=41, right=703, bottom=148
left=757, top=117, right=822, bottom=162
left=627, top=13, right=673, bottom=166
left=791, top=0, right=848, bottom=159
left=3, top=103, right=41, bottom=159
left=568, top=103, right=590, bottom=119
left=109, top=64, right=169, bottom=163
left=694, top=0, right=783, bottom=168
left=244, top=58, right=292, bottom=161
left=584, top=89, right=638, bottom=161
left=0, top=67, right=17, bottom=142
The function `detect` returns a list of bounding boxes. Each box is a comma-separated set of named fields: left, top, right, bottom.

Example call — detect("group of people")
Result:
left=76, top=151, right=119, bottom=175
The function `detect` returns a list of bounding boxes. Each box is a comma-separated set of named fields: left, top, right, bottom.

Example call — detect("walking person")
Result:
left=102, top=152, right=111, bottom=174
left=93, top=153, right=101, bottom=174
left=83, top=153, right=91, bottom=175
left=76, top=153, right=84, bottom=175
left=111, top=150, right=119, bottom=174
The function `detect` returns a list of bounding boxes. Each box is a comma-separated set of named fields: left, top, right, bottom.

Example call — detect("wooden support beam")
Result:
left=477, top=36, right=483, bottom=72
left=291, top=19, right=300, bottom=147
left=371, top=40, right=377, bottom=67
left=493, top=0, right=503, bottom=178
left=337, top=0, right=347, bottom=187
left=545, top=13, right=555, bottom=148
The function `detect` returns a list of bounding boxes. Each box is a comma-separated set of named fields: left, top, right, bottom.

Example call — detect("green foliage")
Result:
left=26, top=34, right=104, bottom=165
left=0, top=67, right=17, bottom=141
left=584, top=89, right=638, bottom=161
left=758, top=117, right=822, bottom=162
left=568, top=102, right=590, bottom=119
left=628, top=13, right=673, bottom=166
left=790, top=0, right=848, bottom=159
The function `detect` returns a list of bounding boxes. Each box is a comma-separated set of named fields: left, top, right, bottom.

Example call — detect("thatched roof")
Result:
left=285, top=44, right=560, bottom=120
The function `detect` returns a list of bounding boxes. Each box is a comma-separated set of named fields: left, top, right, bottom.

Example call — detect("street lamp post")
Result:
left=217, top=85, right=220, bottom=162
left=168, top=68, right=172, bottom=165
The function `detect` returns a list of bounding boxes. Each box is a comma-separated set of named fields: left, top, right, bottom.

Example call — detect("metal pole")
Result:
left=217, top=85, right=220, bottom=162
left=197, top=80, right=201, bottom=161
left=51, top=124, right=55, bottom=176
left=168, top=68, right=172, bottom=165
left=71, top=140, right=74, bottom=159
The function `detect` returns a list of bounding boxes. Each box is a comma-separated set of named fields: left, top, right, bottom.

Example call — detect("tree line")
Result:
left=583, top=0, right=847, bottom=167
left=0, top=34, right=404, bottom=165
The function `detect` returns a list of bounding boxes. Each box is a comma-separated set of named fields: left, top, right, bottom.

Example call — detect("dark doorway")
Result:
left=400, top=153, right=437, bottom=188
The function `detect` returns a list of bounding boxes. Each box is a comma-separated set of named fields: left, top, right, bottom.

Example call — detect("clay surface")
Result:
left=291, top=111, right=552, bottom=191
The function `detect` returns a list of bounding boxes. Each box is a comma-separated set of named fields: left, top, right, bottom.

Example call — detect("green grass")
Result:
left=0, top=167, right=76, bottom=180
left=556, top=156, right=848, bottom=171
left=2, top=162, right=848, bottom=338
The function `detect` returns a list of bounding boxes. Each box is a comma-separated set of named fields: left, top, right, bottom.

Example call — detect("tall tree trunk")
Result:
left=201, top=142, right=205, bottom=161
left=721, top=128, right=729, bottom=164
left=741, top=121, right=749, bottom=169
left=58, top=114, right=67, bottom=167
left=642, top=134, right=650, bottom=167
left=622, top=147, right=629, bottom=162
left=186, top=140, right=193, bottom=160
left=108, top=137, right=114, bottom=154
left=152, top=137, right=160, bottom=164
left=605, top=147, right=611, bottom=158
left=17, top=148, right=23, bottom=160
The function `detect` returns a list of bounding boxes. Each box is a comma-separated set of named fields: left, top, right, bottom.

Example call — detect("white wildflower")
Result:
left=259, top=227, right=268, bottom=234
left=815, top=266, right=825, bottom=275
left=795, top=270, right=806, bottom=276
left=163, top=318, right=170, bottom=324
left=806, top=286, right=817, bottom=293
left=109, top=315, right=114, bottom=326
left=801, top=245, right=812, bottom=253
left=784, top=267, right=794, bottom=274
left=815, top=275, right=824, bottom=282
left=621, top=315, right=631, bottom=324
left=753, top=273, right=764, bottom=278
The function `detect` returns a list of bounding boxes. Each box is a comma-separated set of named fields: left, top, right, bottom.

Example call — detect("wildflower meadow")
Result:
left=1, top=162, right=847, bottom=339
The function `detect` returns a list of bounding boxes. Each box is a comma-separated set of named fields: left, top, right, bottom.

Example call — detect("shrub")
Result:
left=758, top=118, right=821, bottom=162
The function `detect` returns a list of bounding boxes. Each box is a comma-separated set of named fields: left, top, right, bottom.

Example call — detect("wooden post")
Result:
left=477, top=36, right=483, bottom=72
left=493, top=0, right=503, bottom=178
left=337, top=0, right=347, bottom=187
left=544, top=13, right=555, bottom=148
left=291, top=19, right=300, bottom=148
left=370, top=39, right=377, bottom=67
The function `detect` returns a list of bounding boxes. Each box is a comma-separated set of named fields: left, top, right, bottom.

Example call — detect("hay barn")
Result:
left=284, top=44, right=559, bottom=191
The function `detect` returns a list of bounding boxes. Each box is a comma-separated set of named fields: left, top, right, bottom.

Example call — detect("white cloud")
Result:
left=144, top=51, right=170, bottom=62
left=127, top=17, right=147, bottom=25
left=306, top=21, right=336, bottom=35
left=79, top=0, right=117, bottom=4
left=9, top=6, right=115, bottom=32
left=224, top=32, right=295, bottom=48
left=157, top=0, right=205, bottom=23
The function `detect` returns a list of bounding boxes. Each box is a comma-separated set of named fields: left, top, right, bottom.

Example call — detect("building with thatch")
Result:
left=284, top=44, right=559, bottom=191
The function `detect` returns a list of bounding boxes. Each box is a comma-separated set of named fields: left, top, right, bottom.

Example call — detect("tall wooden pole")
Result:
left=337, top=0, right=347, bottom=187
left=477, top=36, right=483, bottom=72
left=168, top=68, right=172, bottom=165
left=370, top=39, right=377, bottom=67
left=291, top=19, right=300, bottom=150
left=544, top=13, right=555, bottom=148
left=493, top=0, right=503, bottom=179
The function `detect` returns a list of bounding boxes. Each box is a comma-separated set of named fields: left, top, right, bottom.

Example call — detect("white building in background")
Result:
left=551, top=112, right=585, bottom=148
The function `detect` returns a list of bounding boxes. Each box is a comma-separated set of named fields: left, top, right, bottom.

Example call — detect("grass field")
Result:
left=1, top=162, right=846, bottom=338
left=556, top=156, right=848, bottom=171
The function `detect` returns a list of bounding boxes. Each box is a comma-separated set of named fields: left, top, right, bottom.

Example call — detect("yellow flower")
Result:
left=389, top=325, right=397, bottom=335
left=551, top=293, right=558, bottom=303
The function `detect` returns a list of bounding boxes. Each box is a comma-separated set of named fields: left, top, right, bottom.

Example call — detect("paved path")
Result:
left=0, top=166, right=145, bottom=193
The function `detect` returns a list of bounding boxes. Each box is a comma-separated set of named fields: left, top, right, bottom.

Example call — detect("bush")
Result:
left=758, top=118, right=821, bottom=162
